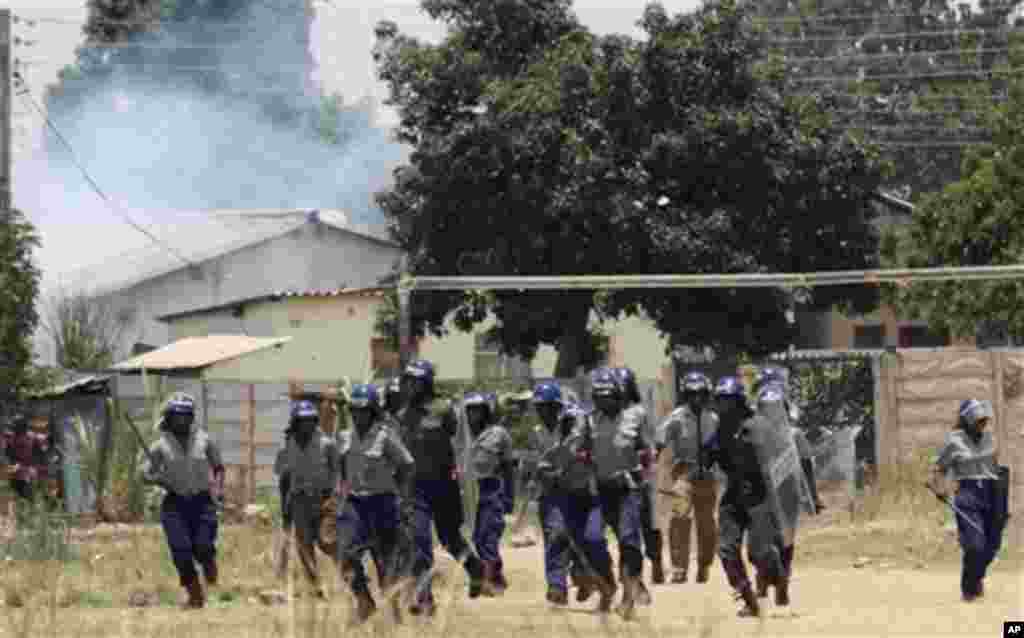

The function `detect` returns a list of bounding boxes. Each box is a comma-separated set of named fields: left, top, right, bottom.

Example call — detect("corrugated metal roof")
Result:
left=30, top=374, right=113, bottom=399
left=112, top=335, right=292, bottom=372
left=274, top=286, right=390, bottom=298
left=62, top=210, right=395, bottom=295
left=155, top=286, right=392, bottom=322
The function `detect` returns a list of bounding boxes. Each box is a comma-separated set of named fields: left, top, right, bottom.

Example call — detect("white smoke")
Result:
left=18, top=1, right=408, bottom=292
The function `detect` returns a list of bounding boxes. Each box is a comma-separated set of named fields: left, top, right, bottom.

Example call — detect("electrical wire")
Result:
left=749, top=10, right=1017, bottom=24
left=12, top=72, right=195, bottom=270
left=762, top=26, right=1016, bottom=45
left=794, top=66, right=1024, bottom=82
left=769, top=46, right=1024, bottom=65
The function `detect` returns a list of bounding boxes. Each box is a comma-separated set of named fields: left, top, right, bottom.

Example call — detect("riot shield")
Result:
left=749, top=394, right=815, bottom=547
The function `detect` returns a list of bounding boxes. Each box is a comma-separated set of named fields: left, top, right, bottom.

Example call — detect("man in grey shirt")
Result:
left=140, top=393, right=225, bottom=609
left=929, top=399, right=1008, bottom=602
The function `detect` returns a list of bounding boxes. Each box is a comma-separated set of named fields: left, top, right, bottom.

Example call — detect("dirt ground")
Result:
left=1, top=488, right=1020, bottom=638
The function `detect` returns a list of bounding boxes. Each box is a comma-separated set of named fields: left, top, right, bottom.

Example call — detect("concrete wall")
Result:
left=169, top=295, right=674, bottom=383
left=101, top=222, right=402, bottom=358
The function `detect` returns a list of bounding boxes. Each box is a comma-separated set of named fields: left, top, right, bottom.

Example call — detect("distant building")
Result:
left=72, top=209, right=402, bottom=360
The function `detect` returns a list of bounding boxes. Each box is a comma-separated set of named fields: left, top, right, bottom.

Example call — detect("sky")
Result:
left=11, top=0, right=704, bottom=293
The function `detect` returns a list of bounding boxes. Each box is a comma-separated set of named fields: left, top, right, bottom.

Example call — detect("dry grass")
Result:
left=0, top=457, right=1019, bottom=638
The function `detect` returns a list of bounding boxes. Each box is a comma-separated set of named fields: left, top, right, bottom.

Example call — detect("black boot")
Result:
left=466, top=555, right=485, bottom=599
left=183, top=577, right=205, bottom=610
left=353, top=590, right=377, bottom=624
left=546, top=586, right=568, bottom=606
left=756, top=571, right=769, bottom=598
left=775, top=574, right=790, bottom=607
left=616, top=575, right=639, bottom=621
left=651, top=561, right=666, bottom=585
left=736, top=586, right=760, bottom=617
left=201, top=560, right=218, bottom=588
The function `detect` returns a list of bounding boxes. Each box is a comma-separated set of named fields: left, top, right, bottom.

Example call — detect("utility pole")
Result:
left=0, top=7, right=11, bottom=213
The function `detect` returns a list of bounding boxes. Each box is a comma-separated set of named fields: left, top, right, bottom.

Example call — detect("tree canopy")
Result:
left=374, top=0, right=889, bottom=373
left=881, top=78, right=1024, bottom=343
left=0, top=210, right=43, bottom=406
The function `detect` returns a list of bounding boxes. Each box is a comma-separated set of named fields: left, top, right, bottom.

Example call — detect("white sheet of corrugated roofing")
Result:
left=112, top=335, right=292, bottom=372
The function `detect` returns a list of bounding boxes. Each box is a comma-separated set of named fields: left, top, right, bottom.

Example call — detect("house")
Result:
left=156, top=287, right=675, bottom=383
left=110, top=335, right=295, bottom=502
left=797, top=191, right=980, bottom=350
left=68, top=209, right=403, bottom=360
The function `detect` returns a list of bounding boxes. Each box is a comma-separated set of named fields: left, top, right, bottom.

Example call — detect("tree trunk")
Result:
left=553, top=303, right=592, bottom=378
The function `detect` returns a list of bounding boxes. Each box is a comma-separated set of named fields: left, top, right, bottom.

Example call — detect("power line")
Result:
left=763, top=26, right=1016, bottom=45
left=771, top=45, right=1022, bottom=65
left=406, top=264, right=1024, bottom=291
left=750, top=10, right=1012, bottom=25
left=794, top=66, right=1024, bottom=82
left=12, top=72, right=195, bottom=270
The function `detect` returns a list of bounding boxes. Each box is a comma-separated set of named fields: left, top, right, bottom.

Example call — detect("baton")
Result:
left=122, top=411, right=159, bottom=466
left=924, top=483, right=985, bottom=536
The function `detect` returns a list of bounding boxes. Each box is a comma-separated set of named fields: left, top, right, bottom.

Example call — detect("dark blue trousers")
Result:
left=160, top=492, right=218, bottom=587
left=473, top=478, right=507, bottom=571
left=956, top=479, right=1007, bottom=597
left=411, top=478, right=482, bottom=602
left=336, top=493, right=401, bottom=594
left=597, top=483, right=644, bottom=578
left=540, top=490, right=613, bottom=592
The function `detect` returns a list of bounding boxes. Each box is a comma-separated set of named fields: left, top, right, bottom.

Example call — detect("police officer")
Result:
left=589, top=367, right=654, bottom=620
left=751, top=366, right=811, bottom=604
left=705, top=377, right=783, bottom=618
left=140, top=393, right=225, bottom=609
left=337, top=384, right=415, bottom=623
left=465, top=391, right=516, bottom=596
left=657, top=371, right=720, bottom=585
left=530, top=381, right=617, bottom=611
left=929, top=399, right=1009, bottom=602
left=274, top=399, right=341, bottom=595
left=613, top=367, right=664, bottom=591
left=396, top=360, right=485, bottom=615
left=274, top=422, right=295, bottom=579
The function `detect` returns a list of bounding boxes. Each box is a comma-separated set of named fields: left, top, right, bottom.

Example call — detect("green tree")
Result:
left=42, top=287, right=126, bottom=370
left=880, top=78, right=1024, bottom=342
left=374, top=0, right=887, bottom=371
left=0, top=210, right=43, bottom=405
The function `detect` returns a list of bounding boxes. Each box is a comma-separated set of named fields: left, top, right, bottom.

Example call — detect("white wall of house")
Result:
left=101, top=222, right=402, bottom=359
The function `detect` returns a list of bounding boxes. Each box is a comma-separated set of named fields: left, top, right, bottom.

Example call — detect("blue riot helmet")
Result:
left=680, top=370, right=712, bottom=407
left=163, top=392, right=197, bottom=434
left=464, top=391, right=492, bottom=432
left=755, top=366, right=788, bottom=392
left=402, top=359, right=436, bottom=402
left=532, top=381, right=563, bottom=429
left=349, top=384, right=381, bottom=431
left=591, top=367, right=622, bottom=414
left=714, top=376, right=751, bottom=420
left=612, top=367, right=643, bottom=405
left=532, top=381, right=563, bottom=405
left=958, top=399, right=992, bottom=435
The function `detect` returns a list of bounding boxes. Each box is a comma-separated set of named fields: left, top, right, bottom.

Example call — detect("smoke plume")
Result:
left=17, top=0, right=406, bottom=290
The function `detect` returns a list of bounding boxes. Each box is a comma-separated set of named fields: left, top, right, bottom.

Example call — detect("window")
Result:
left=371, top=337, right=406, bottom=379
left=898, top=324, right=949, bottom=348
left=474, top=333, right=531, bottom=380
left=852, top=324, right=886, bottom=349
left=977, top=320, right=1016, bottom=348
